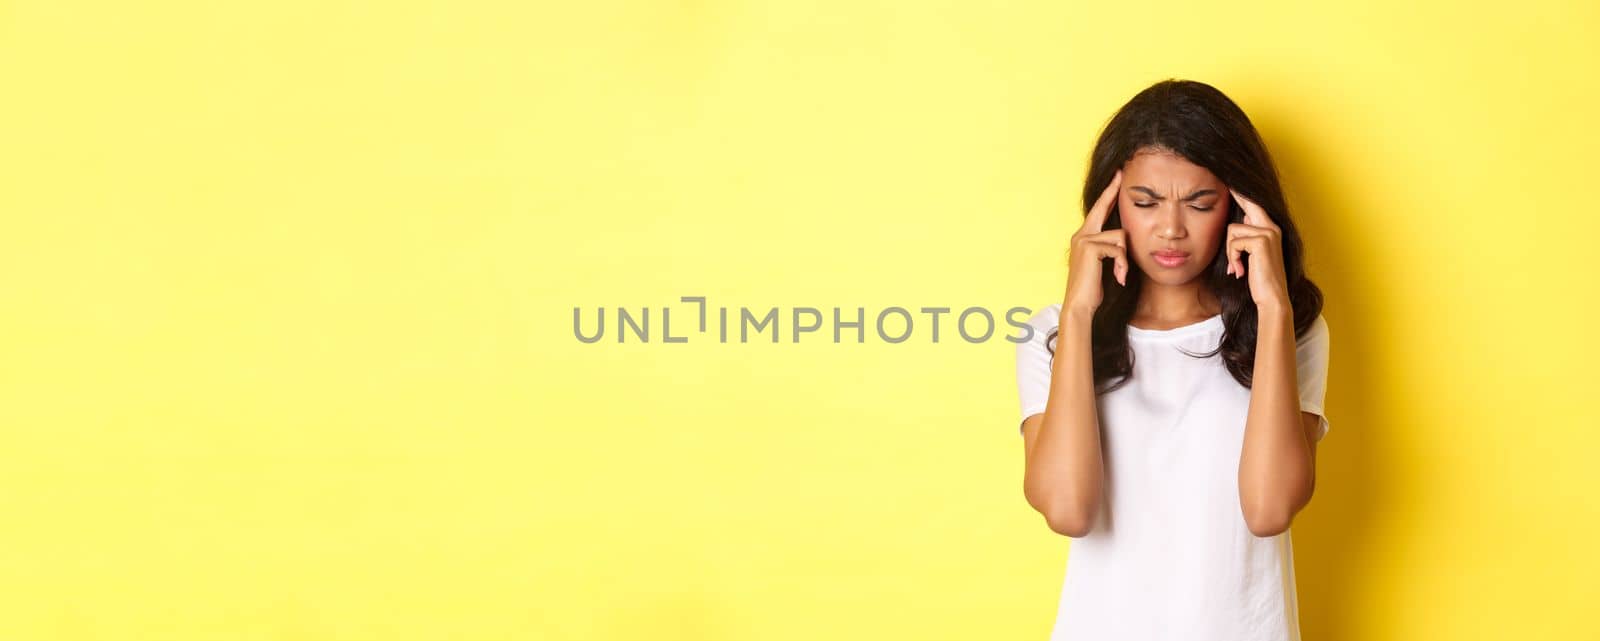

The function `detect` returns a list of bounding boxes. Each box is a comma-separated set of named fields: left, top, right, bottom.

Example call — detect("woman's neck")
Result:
left=1132, top=278, right=1220, bottom=326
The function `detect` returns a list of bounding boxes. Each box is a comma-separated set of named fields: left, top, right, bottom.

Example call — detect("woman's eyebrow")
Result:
left=1130, top=186, right=1219, bottom=200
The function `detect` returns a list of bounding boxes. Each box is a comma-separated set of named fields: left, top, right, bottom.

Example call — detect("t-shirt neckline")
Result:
left=1126, top=313, right=1225, bottom=339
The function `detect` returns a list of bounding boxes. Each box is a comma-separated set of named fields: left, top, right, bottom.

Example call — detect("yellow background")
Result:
left=2, top=1, right=1596, bottom=639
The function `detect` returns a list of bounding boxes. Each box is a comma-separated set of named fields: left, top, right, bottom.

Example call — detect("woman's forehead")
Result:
left=1124, top=149, right=1220, bottom=185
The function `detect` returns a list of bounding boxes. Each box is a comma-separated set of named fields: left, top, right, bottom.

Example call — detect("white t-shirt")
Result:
left=1014, top=303, right=1331, bottom=641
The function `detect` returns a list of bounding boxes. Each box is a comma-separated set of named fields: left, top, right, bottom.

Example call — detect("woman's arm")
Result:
left=1236, top=301, right=1319, bottom=537
left=1225, top=188, right=1321, bottom=537
left=1022, top=304, right=1106, bottom=538
left=1020, top=170, right=1124, bottom=538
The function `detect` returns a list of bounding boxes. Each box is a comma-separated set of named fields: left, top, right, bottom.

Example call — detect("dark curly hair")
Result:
left=1046, top=79, right=1324, bottom=394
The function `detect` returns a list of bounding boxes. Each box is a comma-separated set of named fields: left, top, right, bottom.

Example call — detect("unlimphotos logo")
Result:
left=573, top=296, right=1041, bottom=344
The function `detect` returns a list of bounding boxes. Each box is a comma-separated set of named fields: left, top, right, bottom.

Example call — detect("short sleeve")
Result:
left=1296, top=313, right=1332, bottom=441
left=1014, top=305, right=1059, bottom=435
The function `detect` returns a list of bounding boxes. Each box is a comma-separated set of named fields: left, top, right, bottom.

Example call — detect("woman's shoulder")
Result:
left=1297, top=312, right=1330, bottom=345
left=1015, top=304, right=1062, bottom=354
left=1026, top=303, right=1063, bottom=330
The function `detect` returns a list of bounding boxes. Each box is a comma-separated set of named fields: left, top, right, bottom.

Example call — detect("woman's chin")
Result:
left=1138, top=267, right=1202, bottom=286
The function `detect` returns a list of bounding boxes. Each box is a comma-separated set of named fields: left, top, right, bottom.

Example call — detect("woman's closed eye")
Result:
left=1133, top=201, right=1215, bottom=211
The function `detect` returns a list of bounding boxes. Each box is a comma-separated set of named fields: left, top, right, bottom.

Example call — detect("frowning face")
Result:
left=1116, top=147, right=1231, bottom=286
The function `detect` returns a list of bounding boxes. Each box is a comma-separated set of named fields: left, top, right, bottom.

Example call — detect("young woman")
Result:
left=1014, top=79, right=1331, bottom=640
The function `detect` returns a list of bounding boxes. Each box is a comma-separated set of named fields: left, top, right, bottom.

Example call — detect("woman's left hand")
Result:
left=1225, top=190, right=1292, bottom=309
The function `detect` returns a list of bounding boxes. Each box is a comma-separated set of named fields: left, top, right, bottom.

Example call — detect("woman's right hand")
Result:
left=1063, top=169, right=1129, bottom=314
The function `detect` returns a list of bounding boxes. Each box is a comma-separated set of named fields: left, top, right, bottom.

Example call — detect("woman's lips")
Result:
left=1152, top=251, right=1189, bottom=268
